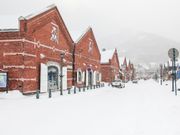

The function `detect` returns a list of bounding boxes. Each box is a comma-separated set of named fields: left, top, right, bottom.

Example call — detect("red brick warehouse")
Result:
left=0, top=5, right=74, bottom=94
left=74, top=27, right=101, bottom=87
left=101, top=49, right=120, bottom=82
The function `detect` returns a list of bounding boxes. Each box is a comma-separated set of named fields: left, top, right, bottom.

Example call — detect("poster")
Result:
left=0, top=73, right=7, bottom=88
left=177, top=70, right=180, bottom=79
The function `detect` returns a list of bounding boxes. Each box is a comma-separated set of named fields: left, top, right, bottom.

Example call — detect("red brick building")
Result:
left=119, top=57, right=135, bottom=81
left=74, top=27, right=101, bottom=87
left=0, top=5, right=74, bottom=93
left=101, top=49, right=120, bottom=82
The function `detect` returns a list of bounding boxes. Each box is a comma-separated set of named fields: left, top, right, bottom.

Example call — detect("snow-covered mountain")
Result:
left=134, top=63, right=159, bottom=79
left=99, top=30, right=180, bottom=65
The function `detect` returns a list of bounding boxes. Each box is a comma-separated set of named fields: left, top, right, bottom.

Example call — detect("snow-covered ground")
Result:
left=1, top=80, right=180, bottom=135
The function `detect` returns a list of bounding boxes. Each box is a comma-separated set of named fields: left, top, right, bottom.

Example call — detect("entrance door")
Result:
left=48, top=66, right=59, bottom=91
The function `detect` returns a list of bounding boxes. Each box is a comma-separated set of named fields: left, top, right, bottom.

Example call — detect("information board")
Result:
left=0, top=72, right=7, bottom=88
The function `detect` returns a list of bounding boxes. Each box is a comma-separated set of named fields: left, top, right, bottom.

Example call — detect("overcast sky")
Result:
left=1, top=0, right=180, bottom=64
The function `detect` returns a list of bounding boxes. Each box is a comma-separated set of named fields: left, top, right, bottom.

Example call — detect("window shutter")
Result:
left=86, top=70, right=89, bottom=86
left=99, top=73, right=102, bottom=82
left=40, top=63, right=48, bottom=92
left=82, top=71, right=85, bottom=82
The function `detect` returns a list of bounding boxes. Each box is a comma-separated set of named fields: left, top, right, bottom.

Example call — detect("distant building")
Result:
left=119, top=57, right=135, bottom=81
left=101, top=49, right=120, bottom=82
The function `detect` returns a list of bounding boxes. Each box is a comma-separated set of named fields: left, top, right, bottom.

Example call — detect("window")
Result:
left=77, top=69, right=83, bottom=83
left=88, top=39, right=93, bottom=55
left=78, top=71, right=82, bottom=82
left=50, top=23, right=59, bottom=43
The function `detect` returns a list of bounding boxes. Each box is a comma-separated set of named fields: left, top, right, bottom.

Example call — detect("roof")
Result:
left=0, top=5, right=56, bottom=30
left=119, top=57, right=125, bottom=66
left=100, top=49, right=115, bottom=63
left=21, top=4, right=56, bottom=20
left=75, top=27, right=91, bottom=43
left=126, top=58, right=130, bottom=65
left=0, top=29, right=19, bottom=32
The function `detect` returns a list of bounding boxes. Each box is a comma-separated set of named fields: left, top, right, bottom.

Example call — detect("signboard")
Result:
left=168, top=48, right=179, bottom=59
left=0, top=72, right=8, bottom=88
left=177, top=70, right=180, bottom=79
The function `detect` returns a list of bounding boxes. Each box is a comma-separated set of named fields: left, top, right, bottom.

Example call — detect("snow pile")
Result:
left=0, top=90, right=25, bottom=100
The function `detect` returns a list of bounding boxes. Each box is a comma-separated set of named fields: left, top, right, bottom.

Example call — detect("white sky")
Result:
left=1, top=0, right=180, bottom=41
left=0, top=0, right=180, bottom=62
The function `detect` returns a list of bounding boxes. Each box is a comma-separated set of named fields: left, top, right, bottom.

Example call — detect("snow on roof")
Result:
left=0, top=15, right=19, bottom=29
left=74, top=27, right=91, bottom=43
left=126, top=58, right=130, bottom=64
left=119, top=57, right=125, bottom=66
left=0, top=4, right=57, bottom=30
left=23, top=4, right=56, bottom=20
left=100, top=49, right=115, bottom=63
left=0, top=29, right=19, bottom=32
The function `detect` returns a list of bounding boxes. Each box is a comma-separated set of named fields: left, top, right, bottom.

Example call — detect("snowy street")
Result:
left=1, top=80, right=180, bottom=135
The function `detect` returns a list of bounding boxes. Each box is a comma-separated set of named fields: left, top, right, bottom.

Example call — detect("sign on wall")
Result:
left=177, top=70, right=180, bottom=79
left=0, top=72, right=8, bottom=88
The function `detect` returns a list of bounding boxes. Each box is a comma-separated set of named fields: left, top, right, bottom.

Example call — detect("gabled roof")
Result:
left=119, top=57, right=126, bottom=66
left=0, top=4, right=74, bottom=44
left=75, top=27, right=91, bottom=44
left=0, top=5, right=57, bottom=32
left=100, top=49, right=116, bottom=64
left=75, top=27, right=101, bottom=57
left=20, top=4, right=73, bottom=44
left=22, top=4, right=56, bottom=20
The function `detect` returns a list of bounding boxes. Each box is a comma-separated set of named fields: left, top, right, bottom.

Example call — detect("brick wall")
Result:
left=74, top=28, right=101, bottom=87
left=0, top=6, right=74, bottom=93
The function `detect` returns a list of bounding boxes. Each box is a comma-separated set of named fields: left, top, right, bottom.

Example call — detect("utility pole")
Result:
left=160, top=64, right=163, bottom=85
left=173, top=48, right=177, bottom=95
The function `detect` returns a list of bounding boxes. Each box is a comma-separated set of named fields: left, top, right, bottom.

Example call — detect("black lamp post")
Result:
left=60, top=52, right=65, bottom=95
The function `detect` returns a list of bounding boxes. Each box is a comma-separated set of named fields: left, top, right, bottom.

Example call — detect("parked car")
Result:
left=111, top=80, right=125, bottom=88
left=132, top=79, right=138, bottom=84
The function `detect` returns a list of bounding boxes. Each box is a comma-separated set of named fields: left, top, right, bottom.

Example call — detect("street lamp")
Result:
left=60, top=52, right=65, bottom=95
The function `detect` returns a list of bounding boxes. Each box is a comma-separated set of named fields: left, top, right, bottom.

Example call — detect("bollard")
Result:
left=83, top=86, right=85, bottom=92
left=49, top=89, right=52, bottom=98
left=87, top=86, right=89, bottom=90
left=79, top=87, right=81, bottom=92
left=36, top=90, right=39, bottom=99
left=68, top=88, right=71, bottom=94
left=94, top=85, right=95, bottom=89
left=74, top=87, right=76, bottom=94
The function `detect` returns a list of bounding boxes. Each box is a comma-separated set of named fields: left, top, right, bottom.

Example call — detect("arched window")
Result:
left=77, top=69, right=83, bottom=83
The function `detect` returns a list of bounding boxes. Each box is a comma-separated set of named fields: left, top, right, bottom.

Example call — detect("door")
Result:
left=48, top=66, right=59, bottom=91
